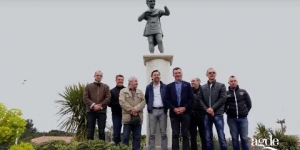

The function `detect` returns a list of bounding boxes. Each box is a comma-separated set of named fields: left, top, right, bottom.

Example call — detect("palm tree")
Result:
left=279, top=135, right=299, bottom=150
left=253, top=123, right=272, bottom=139
left=55, top=83, right=87, bottom=141
left=276, top=119, right=286, bottom=133
left=254, top=122, right=300, bottom=150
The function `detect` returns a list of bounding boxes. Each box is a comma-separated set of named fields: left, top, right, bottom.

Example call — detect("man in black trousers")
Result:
left=190, top=77, right=206, bottom=150
left=164, top=67, right=194, bottom=150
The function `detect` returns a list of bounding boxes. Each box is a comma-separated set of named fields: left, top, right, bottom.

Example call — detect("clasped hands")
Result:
left=92, top=104, right=103, bottom=111
left=206, top=107, right=214, bottom=116
left=173, top=107, right=186, bottom=115
left=131, top=108, right=138, bottom=116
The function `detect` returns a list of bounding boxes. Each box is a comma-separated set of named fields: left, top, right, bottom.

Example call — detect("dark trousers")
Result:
left=170, top=114, right=190, bottom=150
left=203, top=114, right=227, bottom=150
left=190, top=113, right=206, bottom=150
left=86, top=111, right=107, bottom=141
left=227, top=117, right=249, bottom=150
left=123, top=124, right=142, bottom=150
left=112, top=114, right=122, bottom=144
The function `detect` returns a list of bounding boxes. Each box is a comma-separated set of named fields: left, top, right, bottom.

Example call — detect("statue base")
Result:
left=142, top=54, right=173, bottom=150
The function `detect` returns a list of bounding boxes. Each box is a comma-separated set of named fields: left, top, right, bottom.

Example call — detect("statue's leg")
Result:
left=155, top=34, right=164, bottom=53
left=147, top=36, right=154, bottom=53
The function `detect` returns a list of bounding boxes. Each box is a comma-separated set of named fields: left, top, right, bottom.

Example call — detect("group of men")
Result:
left=83, top=67, right=252, bottom=150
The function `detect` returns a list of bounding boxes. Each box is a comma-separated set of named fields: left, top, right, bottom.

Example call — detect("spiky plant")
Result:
left=55, top=83, right=87, bottom=141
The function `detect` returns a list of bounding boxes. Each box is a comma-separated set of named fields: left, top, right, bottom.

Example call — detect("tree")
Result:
left=55, top=83, right=87, bottom=141
left=276, top=119, right=286, bottom=133
left=253, top=123, right=272, bottom=139
left=19, top=119, right=38, bottom=142
left=0, top=102, right=27, bottom=148
left=253, top=122, right=299, bottom=150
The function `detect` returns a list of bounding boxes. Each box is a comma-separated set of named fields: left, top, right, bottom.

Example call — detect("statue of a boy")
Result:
left=138, top=0, right=170, bottom=53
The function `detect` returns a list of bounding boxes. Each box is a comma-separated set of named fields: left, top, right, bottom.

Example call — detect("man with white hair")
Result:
left=119, top=76, right=146, bottom=150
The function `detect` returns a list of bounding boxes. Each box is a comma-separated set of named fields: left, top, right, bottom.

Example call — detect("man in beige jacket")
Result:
left=119, top=76, right=146, bottom=150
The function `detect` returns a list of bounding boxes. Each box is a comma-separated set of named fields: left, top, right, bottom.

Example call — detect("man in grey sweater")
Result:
left=199, top=68, right=228, bottom=150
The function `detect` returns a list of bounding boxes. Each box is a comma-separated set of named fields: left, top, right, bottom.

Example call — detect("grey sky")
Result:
left=1, top=0, right=299, bottom=138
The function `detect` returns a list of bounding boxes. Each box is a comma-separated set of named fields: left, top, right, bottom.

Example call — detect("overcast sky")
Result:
left=1, top=0, right=299, bottom=138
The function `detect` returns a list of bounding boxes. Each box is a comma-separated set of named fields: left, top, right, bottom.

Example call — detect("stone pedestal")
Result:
left=143, top=54, right=173, bottom=150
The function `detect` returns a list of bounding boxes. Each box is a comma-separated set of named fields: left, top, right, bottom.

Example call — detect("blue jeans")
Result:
left=123, top=124, right=142, bottom=150
left=112, top=114, right=122, bottom=144
left=227, top=117, right=249, bottom=150
left=203, top=114, right=227, bottom=150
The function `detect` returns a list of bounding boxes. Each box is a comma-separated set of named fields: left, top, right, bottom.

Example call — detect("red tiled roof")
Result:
left=31, top=136, right=73, bottom=144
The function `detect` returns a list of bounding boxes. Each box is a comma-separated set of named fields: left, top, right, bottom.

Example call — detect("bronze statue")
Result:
left=138, top=0, right=170, bottom=53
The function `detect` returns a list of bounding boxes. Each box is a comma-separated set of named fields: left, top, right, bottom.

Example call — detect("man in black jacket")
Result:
left=108, top=74, right=125, bottom=144
left=190, top=78, right=206, bottom=150
left=199, top=68, right=227, bottom=150
left=225, top=76, right=252, bottom=150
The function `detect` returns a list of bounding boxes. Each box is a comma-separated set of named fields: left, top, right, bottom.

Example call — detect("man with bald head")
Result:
left=119, top=76, right=146, bottom=150
left=83, top=70, right=111, bottom=141
left=225, top=76, right=252, bottom=150
left=199, top=68, right=227, bottom=150
left=190, top=78, right=206, bottom=150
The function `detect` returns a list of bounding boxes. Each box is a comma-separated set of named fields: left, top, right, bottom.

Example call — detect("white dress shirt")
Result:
left=153, top=83, right=163, bottom=107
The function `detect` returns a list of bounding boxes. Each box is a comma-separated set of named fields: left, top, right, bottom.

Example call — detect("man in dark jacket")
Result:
left=199, top=68, right=227, bottom=150
left=190, top=78, right=206, bottom=150
left=225, top=75, right=252, bottom=150
left=145, top=70, right=168, bottom=150
left=83, top=70, right=111, bottom=141
left=164, top=67, right=194, bottom=150
left=108, top=74, right=125, bottom=144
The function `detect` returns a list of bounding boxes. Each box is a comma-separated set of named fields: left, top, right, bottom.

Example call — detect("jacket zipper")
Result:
left=209, top=84, right=212, bottom=107
left=233, top=90, right=238, bottom=118
left=97, top=86, right=100, bottom=105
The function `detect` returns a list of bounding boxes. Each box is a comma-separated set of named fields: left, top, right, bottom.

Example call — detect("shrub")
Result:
left=33, top=140, right=131, bottom=150
left=9, top=142, right=34, bottom=150
left=34, top=140, right=68, bottom=150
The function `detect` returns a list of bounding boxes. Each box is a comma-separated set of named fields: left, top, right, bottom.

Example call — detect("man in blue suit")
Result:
left=145, top=70, right=168, bottom=150
left=164, top=67, right=194, bottom=150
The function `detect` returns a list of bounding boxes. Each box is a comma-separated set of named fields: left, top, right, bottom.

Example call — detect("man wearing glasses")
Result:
left=199, top=68, right=228, bottom=150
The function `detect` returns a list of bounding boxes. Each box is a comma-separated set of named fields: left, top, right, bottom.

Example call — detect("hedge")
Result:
left=33, top=140, right=132, bottom=150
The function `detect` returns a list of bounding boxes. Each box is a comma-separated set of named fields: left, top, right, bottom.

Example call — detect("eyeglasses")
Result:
left=208, top=72, right=216, bottom=74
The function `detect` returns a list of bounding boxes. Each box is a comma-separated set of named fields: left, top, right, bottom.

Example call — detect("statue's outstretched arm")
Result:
left=163, top=6, right=170, bottom=16
left=138, top=12, right=146, bottom=22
